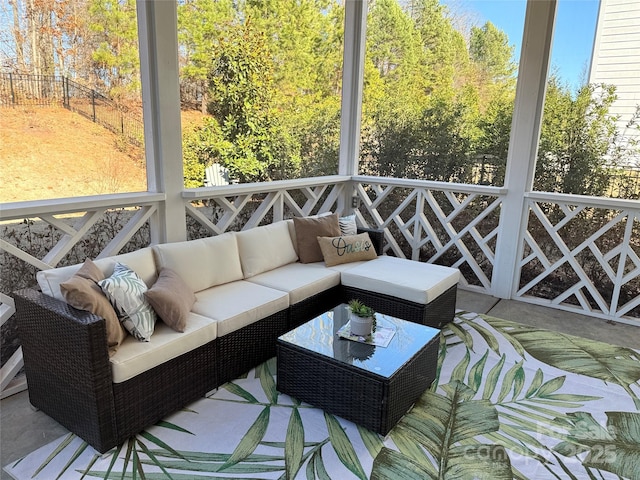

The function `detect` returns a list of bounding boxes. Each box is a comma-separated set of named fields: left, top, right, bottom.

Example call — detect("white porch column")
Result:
left=338, top=0, right=367, bottom=213
left=492, top=0, right=556, bottom=298
left=137, top=0, right=186, bottom=243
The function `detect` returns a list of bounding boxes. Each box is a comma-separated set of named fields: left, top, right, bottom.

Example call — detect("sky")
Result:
left=444, top=0, right=601, bottom=92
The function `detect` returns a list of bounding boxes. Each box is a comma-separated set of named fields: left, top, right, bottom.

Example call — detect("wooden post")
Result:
left=338, top=0, right=368, bottom=214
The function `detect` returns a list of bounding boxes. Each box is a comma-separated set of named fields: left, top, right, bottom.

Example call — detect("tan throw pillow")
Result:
left=144, top=268, right=196, bottom=332
left=317, top=233, right=378, bottom=267
left=60, top=259, right=127, bottom=352
left=293, top=214, right=341, bottom=263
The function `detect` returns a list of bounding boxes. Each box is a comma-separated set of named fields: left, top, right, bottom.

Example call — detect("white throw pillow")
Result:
left=99, top=263, right=157, bottom=342
left=339, top=214, right=358, bottom=236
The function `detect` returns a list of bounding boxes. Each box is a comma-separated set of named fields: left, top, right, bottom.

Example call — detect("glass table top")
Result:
left=278, top=304, right=441, bottom=379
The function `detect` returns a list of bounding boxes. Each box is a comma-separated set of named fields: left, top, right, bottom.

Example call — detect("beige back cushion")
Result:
left=37, top=247, right=157, bottom=301
left=286, top=219, right=297, bottom=256
left=152, top=232, right=243, bottom=293
left=236, top=220, right=298, bottom=278
left=101, top=249, right=158, bottom=287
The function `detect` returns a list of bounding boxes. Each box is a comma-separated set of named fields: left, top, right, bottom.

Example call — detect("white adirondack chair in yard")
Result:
left=204, top=164, right=231, bottom=186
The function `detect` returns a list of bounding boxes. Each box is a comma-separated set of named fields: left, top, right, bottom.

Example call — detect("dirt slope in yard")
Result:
left=1, top=106, right=147, bottom=203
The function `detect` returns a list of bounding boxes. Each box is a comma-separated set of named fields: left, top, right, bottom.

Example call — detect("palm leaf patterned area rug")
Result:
left=5, top=311, right=640, bottom=480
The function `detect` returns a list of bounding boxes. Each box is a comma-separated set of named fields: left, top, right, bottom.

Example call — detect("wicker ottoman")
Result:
left=341, top=256, right=460, bottom=328
left=276, top=304, right=440, bottom=435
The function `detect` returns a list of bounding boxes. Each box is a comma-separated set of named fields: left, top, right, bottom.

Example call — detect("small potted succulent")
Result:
left=347, top=299, right=376, bottom=336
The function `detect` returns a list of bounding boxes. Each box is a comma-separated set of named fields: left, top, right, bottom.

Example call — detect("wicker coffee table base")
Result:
left=276, top=332, right=439, bottom=435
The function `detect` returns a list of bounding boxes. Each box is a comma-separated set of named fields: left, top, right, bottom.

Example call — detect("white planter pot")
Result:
left=350, top=314, right=373, bottom=336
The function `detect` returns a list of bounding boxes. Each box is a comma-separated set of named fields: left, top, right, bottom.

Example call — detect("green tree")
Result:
left=364, top=96, right=474, bottom=181
left=362, top=0, right=426, bottom=175
left=179, top=0, right=345, bottom=181
left=242, top=0, right=344, bottom=178
left=536, top=79, right=621, bottom=196
left=362, top=0, right=479, bottom=182
left=475, top=99, right=512, bottom=185
left=89, top=0, right=139, bottom=102
left=182, top=121, right=217, bottom=188
left=203, top=20, right=287, bottom=182
left=367, top=0, right=419, bottom=79
left=178, top=0, right=235, bottom=113
left=470, top=21, right=518, bottom=185
left=468, top=20, right=517, bottom=131
left=412, top=0, right=469, bottom=101
left=469, top=21, right=516, bottom=83
left=243, top=0, right=342, bottom=97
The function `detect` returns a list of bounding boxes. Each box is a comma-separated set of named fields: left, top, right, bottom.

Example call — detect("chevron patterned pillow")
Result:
left=99, top=262, right=157, bottom=341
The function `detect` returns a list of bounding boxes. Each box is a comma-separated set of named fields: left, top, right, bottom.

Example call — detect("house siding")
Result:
left=589, top=0, right=640, bottom=144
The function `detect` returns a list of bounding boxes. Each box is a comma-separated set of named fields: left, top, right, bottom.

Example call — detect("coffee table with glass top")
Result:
left=276, top=304, right=440, bottom=435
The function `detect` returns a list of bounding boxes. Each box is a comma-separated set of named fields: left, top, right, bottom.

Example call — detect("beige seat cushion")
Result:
left=325, top=261, right=370, bottom=272
left=245, top=262, right=340, bottom=304
left=236, top=220, right=298, bottom=278
left=341, top=256, right=460, bottom=304
left=109, top=312, right=217, bottom=383
left=193, top=281, right=289, bottom=337
left=152, top=232, right=243, bottom=293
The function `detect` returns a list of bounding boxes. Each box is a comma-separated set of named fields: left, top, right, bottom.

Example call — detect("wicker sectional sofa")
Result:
left=13, top=217, right=459, bottom=453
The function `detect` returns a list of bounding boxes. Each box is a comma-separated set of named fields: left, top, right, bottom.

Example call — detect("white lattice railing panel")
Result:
left=0, top=193, right=163, bottom=398
left=0, top=193, right=164, bottom=293
left=0, top=293, right=25, bottom=399
left=352, top=176, right=507, bottom=293
left=517, top=193, right=640, bottom=323
left=183, top=176, right=351, bottom=236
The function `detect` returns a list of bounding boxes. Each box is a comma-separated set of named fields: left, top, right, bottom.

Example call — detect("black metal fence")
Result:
left=606, top=164, right=640, bottom=199
left=0, top=73, right=143, bottom=146
left=179, top=78, right=205, bottom=112
left=469, top=155, right=640, bottom=199
left=0, top=73, right=63, bottom=106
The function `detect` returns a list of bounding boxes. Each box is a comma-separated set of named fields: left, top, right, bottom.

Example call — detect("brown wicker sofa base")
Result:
left=13, top=288, right=219, bottom=453
left=216, top=310, right=288, bottom=386
left=288, top=285, right=343, bottom=330
left=113, top=341, right=217, bottom=442
left=341, top=284, right=458, bottom=329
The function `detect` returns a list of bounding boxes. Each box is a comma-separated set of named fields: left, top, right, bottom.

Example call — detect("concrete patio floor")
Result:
left=2, top=290, right=639, bottom=479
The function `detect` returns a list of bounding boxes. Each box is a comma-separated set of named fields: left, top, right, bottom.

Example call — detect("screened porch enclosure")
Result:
left=0, top=0, right=639, bottom=400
